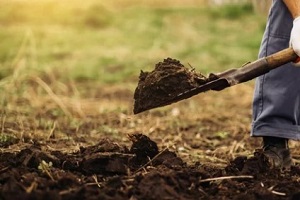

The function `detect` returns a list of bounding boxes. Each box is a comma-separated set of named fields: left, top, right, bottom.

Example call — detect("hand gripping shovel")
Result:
left=134, top=47, right=298, bottom=114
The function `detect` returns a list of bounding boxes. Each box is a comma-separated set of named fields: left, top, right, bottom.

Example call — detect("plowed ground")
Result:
left=1, top=80, right=300, bottom=200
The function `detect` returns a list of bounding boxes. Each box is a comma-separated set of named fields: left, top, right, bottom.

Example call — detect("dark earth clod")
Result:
left=133, top=58, right=210, bottom=114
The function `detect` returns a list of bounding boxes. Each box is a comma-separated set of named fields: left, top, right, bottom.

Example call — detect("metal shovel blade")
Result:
left=133, top=78, right=229, bottom=114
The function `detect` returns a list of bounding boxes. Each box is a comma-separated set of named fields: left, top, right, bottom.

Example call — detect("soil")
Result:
left=2, top=73, right=300, bottom=199
left=133, top=58, right=210, bottom=114
left=1, top=133, right=300, bottom=200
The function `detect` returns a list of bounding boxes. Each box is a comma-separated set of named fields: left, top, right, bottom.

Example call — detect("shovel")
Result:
left=134, top=47, right=298, bottom=114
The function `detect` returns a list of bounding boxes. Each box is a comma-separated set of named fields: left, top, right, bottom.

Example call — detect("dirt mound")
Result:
left=133, top=58, right=209, bottom=114
left=1, top=134, right=300, bottom=199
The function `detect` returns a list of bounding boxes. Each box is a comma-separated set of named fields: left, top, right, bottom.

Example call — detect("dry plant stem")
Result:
left=25, top=181, right=38, bottom=193
left=34, top=77, right=72, bottom=117
left=0, top=166, right=10, bottom=173
left=198, top=188, right=209, bottom=197
left=44, top=169, right=55, bottom=181
left=271, top=190, right=286, bottom=196
left=292, top=158, right=300, bottom=164
left=59, top=188, right=78, bottom=196
left=268, top=185, right=286, bottom=196
left=17, top=116, right=25, bottom=139
left=135, top=146, right=169, bottom=173
left=1, top=114, right=5, bottom=134
left=92, top=175, right=101, bottom=188
left=85, top=183, right=99, bottom=186
left=48, top=121, right=57, bottom=140
left=11, top=30, right=30, bottom=69
left=199, top=175, right=254, bottom=183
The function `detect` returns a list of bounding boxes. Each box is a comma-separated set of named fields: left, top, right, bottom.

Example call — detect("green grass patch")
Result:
left=208, top=3, right=253, bottom=19
left=0, top=1, right=266, bottom=85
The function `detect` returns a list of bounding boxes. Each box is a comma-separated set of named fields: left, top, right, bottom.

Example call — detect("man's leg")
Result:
left=252, top=0, right=300, bottom=168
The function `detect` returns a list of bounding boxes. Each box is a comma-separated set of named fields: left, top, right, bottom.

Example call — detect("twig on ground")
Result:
left=92, top=175, right=101, bottom=188
left=199, top=175, right=253, bottom=183
left=271, top=190, right=286, bottom=196
left=0, top=166, right=10, bottom=173
left=134, top=146, right=169, bottom=173
left=268, top=186, right=286, bottom=196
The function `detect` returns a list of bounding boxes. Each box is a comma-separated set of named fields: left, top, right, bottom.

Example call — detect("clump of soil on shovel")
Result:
left=133, top=58, right=210, bottom=114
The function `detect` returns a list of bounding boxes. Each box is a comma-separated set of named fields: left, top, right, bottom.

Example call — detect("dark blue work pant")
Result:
left=252, top=0, right=300, bottom=140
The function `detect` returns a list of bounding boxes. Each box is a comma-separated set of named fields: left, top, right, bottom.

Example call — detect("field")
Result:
left=1, top=0, right=300, bottom=199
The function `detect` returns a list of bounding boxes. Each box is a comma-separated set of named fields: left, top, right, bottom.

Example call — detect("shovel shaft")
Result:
left=217, top=47, right=299, bottom=87
left=266, top=47, right=298, bottom=69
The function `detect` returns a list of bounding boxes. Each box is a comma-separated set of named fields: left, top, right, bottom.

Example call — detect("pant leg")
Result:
left=251, top=0, right=300, bottom=140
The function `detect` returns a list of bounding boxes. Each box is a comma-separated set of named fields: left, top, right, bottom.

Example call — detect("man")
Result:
left=252, top=0, right=300, bottom=169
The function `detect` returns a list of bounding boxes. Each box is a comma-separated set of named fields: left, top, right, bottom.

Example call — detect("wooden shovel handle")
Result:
left=266, top=47, right=299, bottom=69
left=216, top=47, right=299, bottom=86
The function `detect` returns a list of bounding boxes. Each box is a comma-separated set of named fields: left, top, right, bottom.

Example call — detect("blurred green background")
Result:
left=0, top=0, right=267, bottom=85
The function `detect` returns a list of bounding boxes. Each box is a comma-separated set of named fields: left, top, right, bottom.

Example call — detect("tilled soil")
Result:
left=1, top=134, right=300, bottom=200
left=2, top=66, right=300, bottom=199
